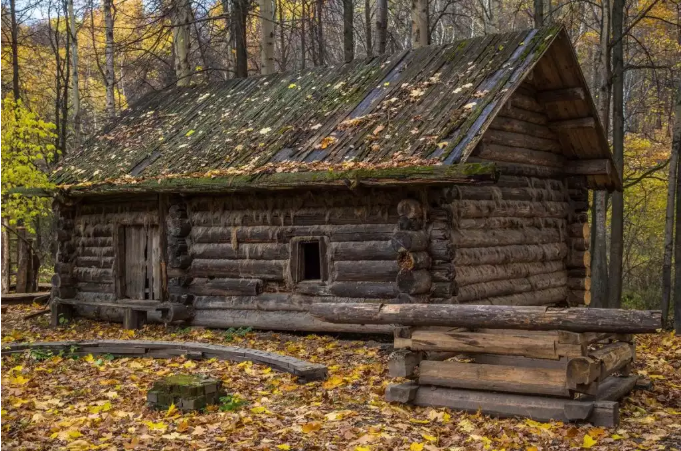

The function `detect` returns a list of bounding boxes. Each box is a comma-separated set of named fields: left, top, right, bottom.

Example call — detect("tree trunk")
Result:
left=533, top=0, right=543, bottom=27
left=365, top=0, right=372, bottom=57
left=1, top=218, right=9, bottom=294
left=300, top=0, right=306, bottom=69
left=103, top=0, right=115, bottom=117
left=316, top=0, right=324, bottom=64
left=591, top=1, right=611, bottom=308
left=278, top=0, right=286, bottom=70
left=673, top=82, right=681, bottom=333
left=343, top=0, right=354, bottom=62
left=309, top=303, right=662, bottom=333
left=10, top=0, right=20, bottom=101
left=411, top=0, right=428, bottom=48
left=233, top=0, right=248, bottom=77
left=376, top=0, right=387, bottom=54
left=661, top=86, right=680, bottom=326
left=172, top=0, right=192, bottom=86
left=68, top=0, right=81, bottom=144
left=607, top=0, right=624, bottom=309
left=259, top=0, right=275, bottom=74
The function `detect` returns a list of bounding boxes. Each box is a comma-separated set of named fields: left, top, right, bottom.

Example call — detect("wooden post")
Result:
left=15, top=227, right=28, bottom=293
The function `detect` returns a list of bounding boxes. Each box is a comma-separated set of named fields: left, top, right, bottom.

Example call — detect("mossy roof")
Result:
left=53, top=26, right=613, bottom=191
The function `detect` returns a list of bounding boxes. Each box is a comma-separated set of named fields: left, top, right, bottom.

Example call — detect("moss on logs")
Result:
left=61, top=164, right=499, bottom=196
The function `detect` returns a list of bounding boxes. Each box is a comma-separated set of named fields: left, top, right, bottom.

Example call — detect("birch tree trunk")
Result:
left=376, top=0, right=387, bottom=54
left=103, top=0, right=115, bottom=117
left=607, top=0, right=624, bottom=309
left=259, top=0, right=275, bottom=74
left=68, top=0, right=81, bottom=144
left=343, top=0, right=354, bottom=62
left=591, top=0, right=611, bottom=308
left=10, top=0, right=20, bottom=101
left=661, top=83, right=680, bottom=325
left=411, top=0, right=428, bottom=48
left=316, top=0, right=324, bottom=64
left=172, top=0, right=192, bottom=86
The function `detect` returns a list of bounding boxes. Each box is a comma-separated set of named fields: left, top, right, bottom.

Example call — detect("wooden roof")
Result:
left=53, top=26, right=619, bottom=192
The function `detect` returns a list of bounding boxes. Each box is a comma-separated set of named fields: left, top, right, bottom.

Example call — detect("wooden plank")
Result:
left=564, top=159, right=613, bottom=176
left=549, top=117, right=596, bottom=130
left=419, top=360, right=570, bottom=397
left=406, top=384, right=620, bottom=426
left=536, top=87, right=586, bottom=103
left=399, top=328, right=583, bottom=359
left=151, top=227, right=161, bottom=300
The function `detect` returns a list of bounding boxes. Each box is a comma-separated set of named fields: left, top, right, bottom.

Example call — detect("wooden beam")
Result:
left=564, top=159, right=613, bottom=176
left=418, top=360, right=571, bottom=397
left=537, top=87, right=586, bottom=103
left=549, top=117, right=596, bottom=130
left=310, top=303, right=662, bottom=333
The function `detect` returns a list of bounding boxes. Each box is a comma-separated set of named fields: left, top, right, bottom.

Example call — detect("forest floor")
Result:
left=1, top=304, right=680, bottom=451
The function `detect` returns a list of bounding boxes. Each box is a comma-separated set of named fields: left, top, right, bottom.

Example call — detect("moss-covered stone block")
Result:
left=147, top=374, right=224, bottom=412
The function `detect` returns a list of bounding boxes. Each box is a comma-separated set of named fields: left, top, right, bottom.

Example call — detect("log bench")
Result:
left=51, top=299, right=193, bottom=330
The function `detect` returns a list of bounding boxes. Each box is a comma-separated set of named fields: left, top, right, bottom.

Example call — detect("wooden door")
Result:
left=122, top=226, right=160, bottom=300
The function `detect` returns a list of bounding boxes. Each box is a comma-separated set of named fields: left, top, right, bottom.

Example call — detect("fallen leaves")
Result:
left=2, top=307, right=680, bottom=451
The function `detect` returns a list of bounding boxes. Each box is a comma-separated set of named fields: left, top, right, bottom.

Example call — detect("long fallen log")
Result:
left=309, top=303, right=661, bottom=333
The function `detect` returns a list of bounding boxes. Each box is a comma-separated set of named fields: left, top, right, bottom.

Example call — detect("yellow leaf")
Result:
left=276, top=446, right=291, bottom=450
left=182, top=360, right=197, bottom=369
left=409, top=418, right=430, bottom=424
left=9, top=375, right=30, bottom=386
left=84, top=354, right=95, bottom=363
left=421, top=434, right=437, bottom=443
left=288, top=83, right=297, bottom=89
left=355, top=447, right=371, bottom=451
left=144, top=421, right=168, bottom=432
left=457, top=418, right=475, bottom=432
left=166, top=403, right=178, bottom=417
left=442, top=412, right=451, bottom=423
left=582, top=434, right=597, bottom=448
left=611, top=434, right=624, bottom=440
left=322, top=375, right=345, bottom=389
left=250, top=406, right=266, bottom=414
left=301, top=422, right=322, bottom=433
left=176, top=419, right=189, bottom=432
left=526, top=447, right=539, bottom=451
left=410, top=443, right=424, bottom=451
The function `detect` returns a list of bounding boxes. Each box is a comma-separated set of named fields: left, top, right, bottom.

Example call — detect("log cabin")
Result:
left=48, top=26, right=621, bottom=331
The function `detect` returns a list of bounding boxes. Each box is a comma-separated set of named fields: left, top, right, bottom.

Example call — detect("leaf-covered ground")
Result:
left=2, top=305, right=680, bottom=451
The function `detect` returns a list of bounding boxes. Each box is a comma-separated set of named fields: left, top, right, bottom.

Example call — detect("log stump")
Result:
left=147, top=374, right=225, bottom=412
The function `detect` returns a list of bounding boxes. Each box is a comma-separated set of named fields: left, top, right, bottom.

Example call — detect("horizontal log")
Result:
left=451, top=228, right=562, bottom=248
left=73, top=267, right=114, bottom=283
left=333, top=260, right=399, bottom=282
left=190, top=259, right=286, bottom=280
left=398, top=328, right=584, bottom=359
left=419, top=360, right=570, bottom=397
left=190, top=224, right=396, bottom=244
left=77, top=237, right=113, bottom=247
left=397, top=269, right=432, bottom=295
left=481, top=131, right=561, bottom=154
left=456, top=217, right=566, bottom=230
left=187, top=278, right=263, bottom=296
left=73, top=224, right=114, bottom=238
left=455, top=271, right=566, bottom=303
left=549, top=117, right=596, bottom=130
left=391, top=231, right=429, bottom=252
left=309, top=303, right=662, bottom=333
left=456, top=261, right=565, bottom=286
left=330, top=241, right=396, bottom=261
left=567, top=250, right=590, bottom=269
left=567, top=343, right=635, bottom=389
left=77, top=282, right=114, bottom=293
left=431, top=281, right=458, bottom=298
left=489, top=116, right=556, bottom=140
left=398, top=252, right=431, bottom=270
left=191, top=308, right=393, bottom=334
left=396, top=383, right=621, bottom=427
left=428, top=241, right=455, bottom=261
left=75, top=257, right=114, bottom=269
left=537, top=87, right=586, bottom=103
left=498, top=105, right=548, bottom=125
left=453, top=186, right=567, bottom=202
left=190, top=243, right=289, bottom=260
left=467, top=158, right=563, bottom=179
left=454, top=243, right=568, bottom=266
left=475, top=286, right=567, bottom=306
left=193, top=293, right=304, bottom=311
left=455, top=200, right=569, bottom=219
left=78, top=212, right=158, bottom=226
left=78, top=247, right=115, bottom=258
left=565, top=159, right=613, bottom=176
left=189, top=208, right=398, bottom=227
left=328, top=282, right=398, bottom=298
left=397, top=199, right=423, bottom=219
left=568, top=289, right=591, bottom=306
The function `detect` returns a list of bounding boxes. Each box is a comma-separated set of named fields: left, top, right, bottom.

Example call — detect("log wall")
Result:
left=458, top=83, right=590, bottom=306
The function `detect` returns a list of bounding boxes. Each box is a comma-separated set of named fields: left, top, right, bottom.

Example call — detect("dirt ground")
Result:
left=1, top=304, right=680, bottom=450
